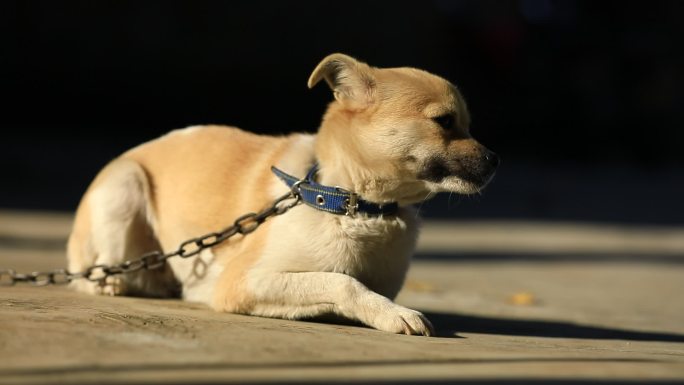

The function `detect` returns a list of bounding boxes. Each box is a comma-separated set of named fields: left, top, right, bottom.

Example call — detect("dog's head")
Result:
left=310, top=53, right=498, bottom=204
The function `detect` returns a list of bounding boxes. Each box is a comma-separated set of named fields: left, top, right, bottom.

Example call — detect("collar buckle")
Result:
left=272, top=165, right=398, bottom=217
left=290, top=179, right=305, bottom=198
left=344, top=193, right=359, bottom=217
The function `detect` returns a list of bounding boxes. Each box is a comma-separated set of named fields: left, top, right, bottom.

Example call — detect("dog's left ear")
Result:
left=308, top=53, right=376, bottom=110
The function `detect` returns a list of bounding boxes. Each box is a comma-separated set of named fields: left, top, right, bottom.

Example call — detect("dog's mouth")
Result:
left=417, top=156, right=497, bottom=194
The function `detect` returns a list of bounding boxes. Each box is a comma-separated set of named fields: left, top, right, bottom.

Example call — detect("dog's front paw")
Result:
left=371, top=305, right=435, bottom=336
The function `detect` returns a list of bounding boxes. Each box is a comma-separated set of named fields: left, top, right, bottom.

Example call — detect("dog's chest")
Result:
left=300, top=209, right=418, bottom=297
left=261, top=206, right=419, bottom=298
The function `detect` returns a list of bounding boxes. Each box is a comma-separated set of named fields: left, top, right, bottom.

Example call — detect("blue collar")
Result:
left=271, top=164, right=399, bottom=217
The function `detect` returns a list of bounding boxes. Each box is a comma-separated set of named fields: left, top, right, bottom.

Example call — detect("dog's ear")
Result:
left=308, top=53, right=376, bottom=110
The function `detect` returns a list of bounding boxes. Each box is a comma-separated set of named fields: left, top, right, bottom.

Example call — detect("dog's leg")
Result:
left=67, top=159, right=178, bottom=297
left=236, top=271, right=434, bottom=336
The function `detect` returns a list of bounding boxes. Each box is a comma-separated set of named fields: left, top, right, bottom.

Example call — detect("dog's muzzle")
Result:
left=418, top=149, right=499, bottom=187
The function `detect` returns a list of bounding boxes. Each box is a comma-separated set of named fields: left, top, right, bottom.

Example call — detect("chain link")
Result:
left=0, top=191, right=301, bottom=287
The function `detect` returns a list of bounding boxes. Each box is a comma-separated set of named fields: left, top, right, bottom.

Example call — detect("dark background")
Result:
left=2, top=0, right=683, bottom=224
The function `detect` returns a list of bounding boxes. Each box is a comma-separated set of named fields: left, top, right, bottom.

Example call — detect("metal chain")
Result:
left=0, top=190, right=301, bottom=287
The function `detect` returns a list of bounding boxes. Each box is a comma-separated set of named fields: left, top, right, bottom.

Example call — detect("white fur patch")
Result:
left=171, top=248, right=222, bottom=304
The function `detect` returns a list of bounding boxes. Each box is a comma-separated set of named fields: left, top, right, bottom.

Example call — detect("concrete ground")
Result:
left=1, top=210, right=683, bottom=384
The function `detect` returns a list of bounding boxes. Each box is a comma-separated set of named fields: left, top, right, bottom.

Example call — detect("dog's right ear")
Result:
left=307, top=53, right=376, bottom=110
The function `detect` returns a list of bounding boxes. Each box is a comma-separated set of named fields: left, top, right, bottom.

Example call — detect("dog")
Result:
left=67, top=53, right=498, bottom=336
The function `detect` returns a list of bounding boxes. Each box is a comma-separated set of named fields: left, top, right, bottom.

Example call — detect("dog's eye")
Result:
left=433, top=114, right=455, bottom=130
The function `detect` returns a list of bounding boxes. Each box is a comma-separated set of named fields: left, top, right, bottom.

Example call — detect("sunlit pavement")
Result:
left=1, top=210, right=683, bottom=384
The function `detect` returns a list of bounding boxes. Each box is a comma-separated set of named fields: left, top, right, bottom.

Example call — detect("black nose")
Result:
left=485, top=151, right=500, bottom=168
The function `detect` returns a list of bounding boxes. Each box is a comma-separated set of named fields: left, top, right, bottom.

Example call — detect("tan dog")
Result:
left=67, top=53, right=498, bottom=336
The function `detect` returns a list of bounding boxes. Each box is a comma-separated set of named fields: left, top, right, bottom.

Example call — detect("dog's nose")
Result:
left=485, top=151, right=500, bottom=168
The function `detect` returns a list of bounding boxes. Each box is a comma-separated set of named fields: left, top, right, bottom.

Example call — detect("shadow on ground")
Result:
left=303, top=309, right=684, bottom=343
left=415, top=252, right=684, bottom=265
left=423, top=311, right=684, bottom=342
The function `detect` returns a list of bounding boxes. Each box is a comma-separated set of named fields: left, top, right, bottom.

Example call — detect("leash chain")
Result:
left=0, top=191, right=301, bottom=287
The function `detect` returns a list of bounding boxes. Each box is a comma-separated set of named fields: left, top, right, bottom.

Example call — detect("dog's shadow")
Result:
left=307, top=311, right=684, bottom=342
left=421, top=311, right=684, bottom=342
